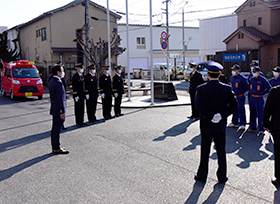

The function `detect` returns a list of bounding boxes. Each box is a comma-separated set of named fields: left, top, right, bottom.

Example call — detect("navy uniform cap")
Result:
left=189, top=62, right=197, bottom=68
left=231, top=64, right=241, bottom=70
left=114, top=65, right=122, bottom=69
left=102, top=66, right=110, bottom=70
left=75, top=63, right=83, bottom=68
left=205, top=61, right=223, bottom=74
left=87, top=64, right=96, bottom=69
left=250, top=61, right=259, bottom=66
left=273, top=66, right=280, bottom=72
left=252, top=66, right=261, bottom=72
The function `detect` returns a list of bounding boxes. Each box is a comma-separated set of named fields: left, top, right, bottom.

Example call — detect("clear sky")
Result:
left=0, top=0, right=246, bottom=29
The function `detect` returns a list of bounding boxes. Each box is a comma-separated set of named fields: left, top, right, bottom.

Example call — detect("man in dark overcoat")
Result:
left=188, top=62, right=204, bottom=120
left=85, top=64, right=98, bottom=122
left=264, top=85, right=280, bottom=186
left=99, top=66, right=113, bottom=120
left=113, top=65, right=125, bottom=117
left=195, top=61, right=238, bottom=183
left=72, top=63, right=86, bottom=127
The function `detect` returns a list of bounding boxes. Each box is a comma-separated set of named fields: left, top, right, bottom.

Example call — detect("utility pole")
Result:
left=162, top=0, right=170, bottom=81
left=107, top=0, right=112, bottom=75
left=85, top=0, right=90, bottom=70
left=182, top=8, right=185, bottom=70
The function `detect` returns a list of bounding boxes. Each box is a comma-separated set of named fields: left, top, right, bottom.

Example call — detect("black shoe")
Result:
left=82, top=123, right=88, bottom=126
left=188, top=115, right=194, bottom=119
left=104, top=116, right=109, bottom=120
left=119, top=113, right=124, bottom=116
left=76, top=124, right=82, bottom=127
left=115, top=114, right=119, bottom=117
left=194, top=175, right=206, bottom=183
left=52, top=148, right=69, bottom=154
left=218, top=177, right=228, bottom=183
left=62, top=126, right=67, bottom=130
left=194, top=117, right=200, bottom=120
left=272, top=178, right=280, bottom=186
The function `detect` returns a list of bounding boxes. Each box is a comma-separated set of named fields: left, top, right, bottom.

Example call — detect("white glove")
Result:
left=101, top=93, right=105, bottom=99
left=211, top=113, right=222, bottom=123
left=75, top=96, right=79, bottom=102
left=114, top=93, right=118, bottom=98
left=86, top=94, right=89, bottom=100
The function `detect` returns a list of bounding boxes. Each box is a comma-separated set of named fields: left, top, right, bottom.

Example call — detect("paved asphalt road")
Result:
left=0, top=82, right=279, bottom=203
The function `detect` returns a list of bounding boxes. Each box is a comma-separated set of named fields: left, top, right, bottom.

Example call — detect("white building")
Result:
left=199, top=14, right=238, bottom=61
left=117, top=24, right=200, bottom=73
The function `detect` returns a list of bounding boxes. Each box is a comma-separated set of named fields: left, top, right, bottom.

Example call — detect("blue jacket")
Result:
left=269, top=77, right=280, bottom=87
left=195, top=80, right=238, bottom=133
left=249, top=75, right=271, bottom=95
left=48, top=76, right=66, bottom=116
left=230, top=74, right=249, bottom=96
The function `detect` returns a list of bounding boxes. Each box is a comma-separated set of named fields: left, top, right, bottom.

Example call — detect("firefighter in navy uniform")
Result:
left=269, top=66, right=280, bottom=87
left=85, top=64, right=98, bottom=122
left=99, top=66, right=113, bottom=120
left=72, top=63, right=86, bottom=127
left=188, top=62, right=204, bottom=120
left=113, top=65, right=125, bottom=117
left=248, top=66, right=271, bottom=135
left=194, top=61, right=238, bottom=183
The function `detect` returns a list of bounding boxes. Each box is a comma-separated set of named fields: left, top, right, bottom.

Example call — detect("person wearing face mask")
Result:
left=72, top=63, right=86, bottom=127
left=48, top=65, right=69, bottom=154
left=248, top=61, right=265, bottom=82
left=113, top=65, right=125, bottom=117
left=228, top=64, right=249, bottom=129
left=99, top=65, right=113, bottom=120
left=248, top=66, right=271, bottom=135
left=188, top=62, right=204, bottom=120
left=84, top=64, right=99, bottom=122
left=269, top=66, right=280, bottom=87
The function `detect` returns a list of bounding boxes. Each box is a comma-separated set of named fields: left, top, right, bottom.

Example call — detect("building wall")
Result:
left=199, top=15, right=237, bottom=59
left=226, top=34, right=260, bottom=50
left=118, top=24, right=200, bottom=72
left=237, top=0, right=278, bottom=36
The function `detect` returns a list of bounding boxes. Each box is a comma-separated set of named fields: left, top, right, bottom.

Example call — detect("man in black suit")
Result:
left=188, top=62, right=204, bottom=120
left=195, top=61, right=238, bottom=183
left=99, top=66, right=113, bottom=120
left=85, top=64, right=98, bottom=122
left=264, top=85, right=280, bottom=186
left=113, top=65, right=125, bottom=117
left=48, top=65, right=69, bottom=154
left=72, top=63, right=86, bottom=127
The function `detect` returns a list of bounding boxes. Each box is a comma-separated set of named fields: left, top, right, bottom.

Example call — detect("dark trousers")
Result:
left=51, top=116, right=62, bottom=150
left=249, top=96, right=264, bottom=131
left=86, top=96, right=97, bottom=122
left=197, top=132, right=227, bottom=181
left=74, top=97, right=85, bottom=125
left=274, top=136, right=280, bottom=180
left=114, top=95, right=122, bottom=115
left=232, top=95, right=246, bottom=126
left=102, top=95, right=112, bottom=118
left=190, top=91, right=199, bottom=118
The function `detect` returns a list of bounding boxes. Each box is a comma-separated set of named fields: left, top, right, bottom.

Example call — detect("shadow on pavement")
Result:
left=183, top=134, right=201, bottom=151
left=201, top=183, right=225, bottom=204
left=184, top=181, right=205, bottom=204
left=153, top=119, right=194, bottom=141
left=274, top=188, right=280, bottom=204
left=0, top=153, right=55, bottom=182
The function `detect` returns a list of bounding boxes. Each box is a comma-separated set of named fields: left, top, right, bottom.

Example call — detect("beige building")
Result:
left=9, top=0, right=121, bottom=83
left=219, top=0, right=280, bottom=77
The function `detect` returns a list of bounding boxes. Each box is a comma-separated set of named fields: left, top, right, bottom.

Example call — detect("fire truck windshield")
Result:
left=12, top=68, right=40, bottom=78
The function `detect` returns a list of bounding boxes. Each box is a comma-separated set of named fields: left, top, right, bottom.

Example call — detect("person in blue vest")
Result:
left=248, top=61, right=265, bottom=81
left=248, top=66, right=271, bottom=135
left=269, top=66, right=280, bottom=87
left=228, top=64, right=249, bottom=129
left=194, top=61, right=238, bottom=183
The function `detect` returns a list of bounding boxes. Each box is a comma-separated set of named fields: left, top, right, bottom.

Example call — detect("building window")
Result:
left=250, top=2, right=256, bottom=7
left=243, top=20, right=247, bottom=27
left=136, top=37, right=146, bottom=49
left=258, top=17, right=262, bottom=25
left=66, top=62, right=75, bottom=70
left=41, top=28, right=47, bottom=41
left=238, top=34, right=241, bottom=39
left=242, top=34, right=244, bottom=38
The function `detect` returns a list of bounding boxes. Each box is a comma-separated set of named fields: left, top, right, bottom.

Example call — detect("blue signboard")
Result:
left=223, top=53, right=247, bottom=62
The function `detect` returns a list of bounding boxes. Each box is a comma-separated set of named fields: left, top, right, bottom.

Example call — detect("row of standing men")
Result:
left=188, top=61, right=280, bottom=135
left=72, top=63, right=124, bottom=127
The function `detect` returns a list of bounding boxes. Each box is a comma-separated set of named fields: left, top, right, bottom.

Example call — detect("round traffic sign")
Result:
left=161, top=41, right=168, bottom=50
left=161, top=31, right=167, bottom=40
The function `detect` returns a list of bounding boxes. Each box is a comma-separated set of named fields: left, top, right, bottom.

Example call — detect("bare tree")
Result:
left=73, top=31, right=126, bottom=80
